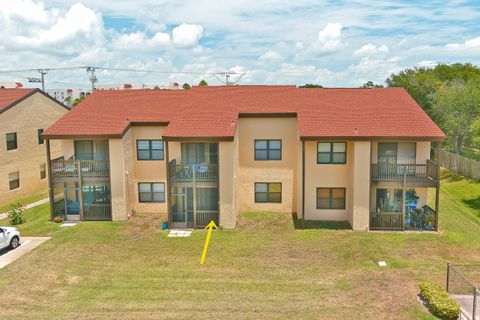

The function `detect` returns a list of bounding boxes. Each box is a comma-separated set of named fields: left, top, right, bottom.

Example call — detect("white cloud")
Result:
left=112, top=31, right=170, bottom=50
left=446, top=36, right=480, bottom=49
left=314, top=22, right=343, bottom=54
left=172, top=23, right=203, bottom=47
left=0, top=1, right=104, bottom=52
left=259, top=50, right=282, bottom=61
left=354, top=43, right=389, bottom=56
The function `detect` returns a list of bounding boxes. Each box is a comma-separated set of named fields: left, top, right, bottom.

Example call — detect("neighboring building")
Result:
left=46, top=89, right=88, bottom=107
left=0, top=82, right=23, bottom=89
left=95, top=83, right=180, bottom=91
left=0, top=88, right=69, bottom=206
left=43, top=86, right=445, bottom=231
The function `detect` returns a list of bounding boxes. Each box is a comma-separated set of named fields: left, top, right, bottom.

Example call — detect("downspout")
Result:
left=46, top=139, right=54, bottom=220
left=302, top=140, right=305, bottom=229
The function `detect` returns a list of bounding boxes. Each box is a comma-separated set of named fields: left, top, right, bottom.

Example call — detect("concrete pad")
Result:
left=0, top=237, right=50, bottom=269
left=61, top=222, right=80, bottom=228
left=167, top=230, right=192, bottom=237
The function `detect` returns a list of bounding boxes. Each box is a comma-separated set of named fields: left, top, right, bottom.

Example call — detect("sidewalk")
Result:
left=0, top=198, right=49, bottom=220
left=0, top=237, right=50, bottom=269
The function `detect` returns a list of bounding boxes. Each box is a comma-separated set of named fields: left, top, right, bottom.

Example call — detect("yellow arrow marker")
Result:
left=200, top=220, right=218, bottom=265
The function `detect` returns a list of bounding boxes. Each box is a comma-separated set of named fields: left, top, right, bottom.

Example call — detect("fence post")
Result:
left=446, top=262, right=451, bottom=292
left=473, top=286, right=478, bottom=320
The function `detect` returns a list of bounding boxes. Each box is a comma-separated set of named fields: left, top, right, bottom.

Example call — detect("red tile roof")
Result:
left=0, top=88, right=37, bottom=114
left=44, top=86, right=445, bottom=140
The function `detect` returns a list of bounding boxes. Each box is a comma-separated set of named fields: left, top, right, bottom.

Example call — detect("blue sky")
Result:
left=1, top=0, right=480, bottom=89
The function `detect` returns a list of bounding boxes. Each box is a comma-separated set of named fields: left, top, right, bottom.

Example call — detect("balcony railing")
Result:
left=370, top=205, right=437, bottom=231
left=83, top=204, right=111, bottom=221
left=168, top=160, right=218, bottom=183
left=51, top=159, right=110, bottom=178
left=196, top=211, right=219, bottom=228
left=371, top=160, right=438, bottom=184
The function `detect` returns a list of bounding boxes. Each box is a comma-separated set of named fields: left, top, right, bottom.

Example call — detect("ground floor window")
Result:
left=139, top=182, right=165, bottom=202
left=255, top=183, right=282, bottom=203
left=40, top=163, right=46, bottom=180
left=316, top=188, right=346, bottom=209
left=9, top=171, right=19, bottom=190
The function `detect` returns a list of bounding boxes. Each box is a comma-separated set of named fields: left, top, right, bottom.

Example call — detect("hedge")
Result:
left=419, top=281, right=460, bottom=320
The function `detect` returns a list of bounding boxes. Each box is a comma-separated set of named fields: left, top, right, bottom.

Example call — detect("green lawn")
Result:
left=0, top=174, right=479, bottom=319
left=0, top=190, right=48, bottom=213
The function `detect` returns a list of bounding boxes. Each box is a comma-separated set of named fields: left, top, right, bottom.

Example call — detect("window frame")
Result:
left=9, top=171, right=20, bottom=190
left=136, top=140, right=164, bottom=161
left=317, top=142, right=347, bottom=164
left=316, top=187, right=346, bottom=210
left=38, top=129, right=44, bottom=144
left=254, top=139, right=282, bottom=161
left=254, top=182, right=282, bottom=203
left=138, top=182, right=166, bottom=203
left=6, top=132, right=17, bottom=151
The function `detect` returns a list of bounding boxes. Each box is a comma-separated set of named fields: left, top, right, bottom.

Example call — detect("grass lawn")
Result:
left=0, top=190, right=48, bottom=213
left=0, top=173, right=479, bottom=319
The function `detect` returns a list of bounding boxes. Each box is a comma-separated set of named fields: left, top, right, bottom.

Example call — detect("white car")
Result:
left=0, top=227, right=20, bottom=250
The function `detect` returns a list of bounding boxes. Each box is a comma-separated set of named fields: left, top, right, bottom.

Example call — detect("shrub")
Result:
left=419, top=281, right=460, bottom=320
left=8, top=203, right=26, bottom=225
left=53, top=216, right=63, bottom=223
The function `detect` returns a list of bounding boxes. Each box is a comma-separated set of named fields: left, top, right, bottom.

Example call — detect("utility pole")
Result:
left=37, top=69, right=48, bottom=91
left=86, top=66, right=97, bottom=92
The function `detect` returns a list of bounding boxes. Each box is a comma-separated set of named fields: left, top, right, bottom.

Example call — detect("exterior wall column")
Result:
left=109, top=138, right=128, bottom=221
left=351, top=141, right=371, bottom=231
left=218, top=139, right=237, bottom=229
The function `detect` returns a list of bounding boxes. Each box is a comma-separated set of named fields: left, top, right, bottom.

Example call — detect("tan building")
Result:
left=0, top=88, right=69, bottom=206
left=43, top=86, right=445, bottom=231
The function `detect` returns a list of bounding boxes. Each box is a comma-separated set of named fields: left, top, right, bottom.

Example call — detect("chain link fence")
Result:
left=447, top=263, right=479, bottom=320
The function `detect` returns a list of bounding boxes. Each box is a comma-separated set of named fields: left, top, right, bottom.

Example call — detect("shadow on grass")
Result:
left=292, top=218, right=351, bottom=230
left=463, top=196, right=480, bottom=216
left=441, top=170, right=465, bottom=182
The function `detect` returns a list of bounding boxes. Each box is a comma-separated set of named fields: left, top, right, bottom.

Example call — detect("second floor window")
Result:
left=6, top=132, right=17, bottom=150
left=38, top=129, right=44, bottom=144
left=317, top=142, right=346, bottom=164
left=137, top=140, right=164, bottom=160
left=254, top=140, right=282, bottom=160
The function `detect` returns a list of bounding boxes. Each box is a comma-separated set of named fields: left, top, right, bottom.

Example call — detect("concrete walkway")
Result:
left=0, top=237, right=50, bottom=269
left=0, top=197, right=49, bottom=220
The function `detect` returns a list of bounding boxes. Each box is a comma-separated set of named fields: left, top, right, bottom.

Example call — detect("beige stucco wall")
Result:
left=129, top=126, right=168, bottom=214
left=109, top=133, right=129, bottom=221
left=350, top=141, right=371, bottom=230
left=0, top=92, right=67, bottom=205
left=236, top=117, right=299, bottom=213
left=303, top=141, right=353, bottom=222
left=219, top=138, right=237, bottom=228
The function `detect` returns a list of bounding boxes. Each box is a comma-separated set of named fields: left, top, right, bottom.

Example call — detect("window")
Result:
left=137, top=140, right=164, bottom=160
left=6, top=132, right=17, bottom=150
left=317, top=142, right=346, bottom=164
left=255, top=183, right=282, bottom=203
left=9, top=172, right=19, bottom=190
left=38, top=129, right=44, bottom=144
left=138, top=183, right=165, bottom=202
left=40, top=163, right=46, bottom=180
left=254, top=140, right=282, bottom=160
left=316, top=188, right=346, bottom=209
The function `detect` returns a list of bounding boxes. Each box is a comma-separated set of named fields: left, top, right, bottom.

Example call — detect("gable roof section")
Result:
left=43, top=86, right=445, bottom=141
left=0, top=88, right=70, bottom=115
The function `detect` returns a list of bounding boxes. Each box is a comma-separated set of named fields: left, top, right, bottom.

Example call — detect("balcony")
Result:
left=370, top=205, right=437, bottom=231
left=168, top=159, right=218, bottom=183
left=50, top=159, right=110, bottom=179
left=371, top=160, right=439, bottom=186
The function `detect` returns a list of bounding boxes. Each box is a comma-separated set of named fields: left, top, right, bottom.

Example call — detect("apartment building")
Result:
left=0, top=88, right=69, bottom=205
left=43, top=86, right=445, bottom=231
